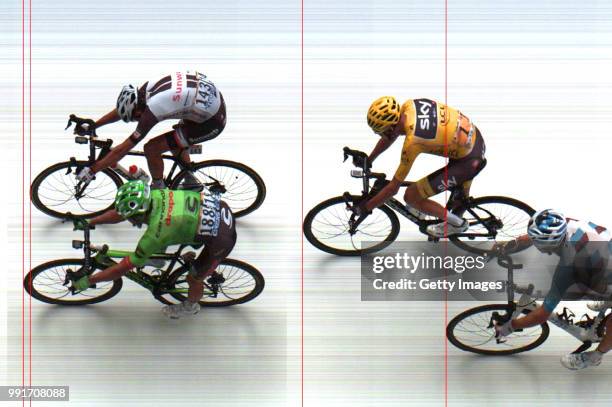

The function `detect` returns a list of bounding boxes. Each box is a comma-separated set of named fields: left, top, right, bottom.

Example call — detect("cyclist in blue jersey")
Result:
left=494, top=209, right=612, bottom=370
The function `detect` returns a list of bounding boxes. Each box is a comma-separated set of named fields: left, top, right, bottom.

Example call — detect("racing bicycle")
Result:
left=303, top=147, right=535, bottom=256
left=447, top=253, right=610, bottom=355
left=23, top=223, right=265, bottom=307
left=31, top=115, right=266, bottom=219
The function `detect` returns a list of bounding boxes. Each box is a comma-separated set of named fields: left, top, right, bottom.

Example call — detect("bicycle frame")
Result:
left=342, top=146, right=501, bottom=239
left=494, top=253, right=609, bottom=353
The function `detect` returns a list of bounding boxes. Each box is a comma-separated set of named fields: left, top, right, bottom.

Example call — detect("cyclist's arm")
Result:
left=90, top=108, right=158, bottom=173
left=497, top=234, right=532, bottom=254
left=393, top=144, right=419, bottom=182
left=365, top=178, right=401, bottom=211
left=127, top=229, right=165, bottom=268
left=88, top=209, right=125, bottom=227
left=511, top=306, right=551, bottom=330
left=88, top=259, right=133, bottom=285
left=368, top=133, right=399, bottom=163
left=91, top=137, right=136, bottom=173
left=95, top=109, right=121, bottom=128
left=512, top=263, right=573, bottom=329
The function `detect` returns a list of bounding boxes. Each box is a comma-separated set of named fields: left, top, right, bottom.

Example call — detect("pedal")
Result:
left=72, top=240, right=84, bottom=249
left=74, top=136, right=88, bottom=144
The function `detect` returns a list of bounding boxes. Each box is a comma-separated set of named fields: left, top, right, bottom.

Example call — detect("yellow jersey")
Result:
left=394, top=98, right=477, bottom=181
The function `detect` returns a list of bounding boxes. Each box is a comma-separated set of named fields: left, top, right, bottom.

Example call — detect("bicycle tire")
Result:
left=170, top=160, right=266, bottom=218
left=449, top=196, right=535, bottom=255
left=447, top=303, right=549, bottom=355
left=166, top=258, right=265, bottom=307
left=31, top=160, right=123, bottom=219
left=24, top=259, right=123, bottom=305
left=303, top=195, right=400, bottom=256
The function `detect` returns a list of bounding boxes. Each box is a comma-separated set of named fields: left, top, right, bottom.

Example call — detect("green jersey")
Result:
left=128, top=189, right=201, bottom=267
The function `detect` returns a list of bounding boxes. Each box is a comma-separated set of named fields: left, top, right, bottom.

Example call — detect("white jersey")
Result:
left=144, top=70, right=221, bottom=123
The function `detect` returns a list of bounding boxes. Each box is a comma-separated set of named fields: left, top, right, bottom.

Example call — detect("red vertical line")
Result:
left=300, top=0, right=305, bottom=404
left=443, top=1, right=449, bottom=407
left=28, top=0, right=33, bottom=397
left=21, top=0, right=25, bottom=404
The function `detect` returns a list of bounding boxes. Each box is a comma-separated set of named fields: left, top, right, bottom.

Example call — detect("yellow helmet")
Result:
left=367, top=96, right=401, bottom=134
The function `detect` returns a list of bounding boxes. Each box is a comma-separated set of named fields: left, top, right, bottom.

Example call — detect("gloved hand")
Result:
left=71, top=275, right=91, bottom=292
left=72, top=218, right=92, bottom=231
left=76, top=167, right=95, bottom=183
left=494, top=319, right=514, bottom=339
left=74, top=122, right=93, bottom=136
left=353, top=199, right=372, bottom=217
left=352, top=153, right=372, bottom=170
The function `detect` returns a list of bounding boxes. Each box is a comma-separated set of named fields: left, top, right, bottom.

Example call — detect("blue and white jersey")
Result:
left=559, top=218, right=611, bottom=269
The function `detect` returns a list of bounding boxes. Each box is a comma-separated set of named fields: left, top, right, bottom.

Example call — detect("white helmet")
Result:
left=116, top=85, right=138, bottom=122
left=527, top=209, right=567, bottom=250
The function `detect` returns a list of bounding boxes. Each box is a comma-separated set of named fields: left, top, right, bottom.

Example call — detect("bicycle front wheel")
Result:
left=167, top=258, right=265, bottom=307
left=449, top=196, right=534, bottom=255
left=24, top=259, right=123, bottom=305
left=447, top=304, right=549, bottom=355
left=303, top=195, right=400, bottom=256
left=171, top=160, right=266, bottom=218
left=31, top=160, right=123, bottom=219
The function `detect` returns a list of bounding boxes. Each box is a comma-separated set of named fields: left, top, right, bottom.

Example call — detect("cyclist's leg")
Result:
left=597, top=314, right=612, bottom=354
left=143, top=130, right=176, bottom=187
left=405, top=130, right=486, bottom=219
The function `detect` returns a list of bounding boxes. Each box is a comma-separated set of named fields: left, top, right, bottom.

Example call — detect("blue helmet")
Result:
left=527, top=209, right=567, bottom=249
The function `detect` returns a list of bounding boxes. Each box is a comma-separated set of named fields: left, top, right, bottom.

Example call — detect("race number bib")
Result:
left=198, top=194, right=233, bottom=237
left=194, top=72, right=219, bottom=110
left=199, top=194, right=221, bottom=237
left=453, top=112, right=474, bottom=148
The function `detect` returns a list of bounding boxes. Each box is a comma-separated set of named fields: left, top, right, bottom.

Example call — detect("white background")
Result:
left=2, top=0, right=612, bottom=406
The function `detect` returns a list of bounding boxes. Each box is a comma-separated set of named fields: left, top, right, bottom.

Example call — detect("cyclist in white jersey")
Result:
left=76, top=70, right=226, bottom=189
left=494, top=209, right=612, bottom=370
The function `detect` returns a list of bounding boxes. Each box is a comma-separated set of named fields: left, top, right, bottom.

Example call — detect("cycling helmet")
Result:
left=116, top=85, right=138, bottom=122
left=527, top=209, right=568, bottom=249
left=367, top=96, right=401, bottom=134
left=115, top=180, right=151, bottom=219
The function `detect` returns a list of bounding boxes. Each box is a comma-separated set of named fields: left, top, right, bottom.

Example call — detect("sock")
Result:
left=446, top=211, right=464, bottom=227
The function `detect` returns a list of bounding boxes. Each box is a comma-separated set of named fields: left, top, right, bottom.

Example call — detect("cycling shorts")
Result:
left=416, top=128, right=486, bottom=199
left=166, top=94, right=227, bottom=149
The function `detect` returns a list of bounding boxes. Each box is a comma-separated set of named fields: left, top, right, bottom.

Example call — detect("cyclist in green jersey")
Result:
left=69, top=180, right=236, bottom=319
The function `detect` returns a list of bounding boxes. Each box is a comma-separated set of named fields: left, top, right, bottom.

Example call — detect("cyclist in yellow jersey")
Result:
left=359, top=96, right=487, bottom=237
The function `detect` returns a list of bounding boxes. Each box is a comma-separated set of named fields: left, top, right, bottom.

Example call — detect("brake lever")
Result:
left=65, top=115, right=76, bottom=130
left=343, top=147, right=350, bottom=162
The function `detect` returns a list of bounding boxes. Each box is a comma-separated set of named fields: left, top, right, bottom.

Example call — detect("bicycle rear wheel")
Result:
left=447, top=304, right=549, bottom=355
left=303, top=195, right=400, bottom=256
left=167, top=258, right=265, bottom=306
left=449, top=196, right=534, bottom=255
left=31, top=160, right=123, bottom=219
left=24, top=259, right=123, bottom=305
left=171, top=160, right=266, bottom=218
